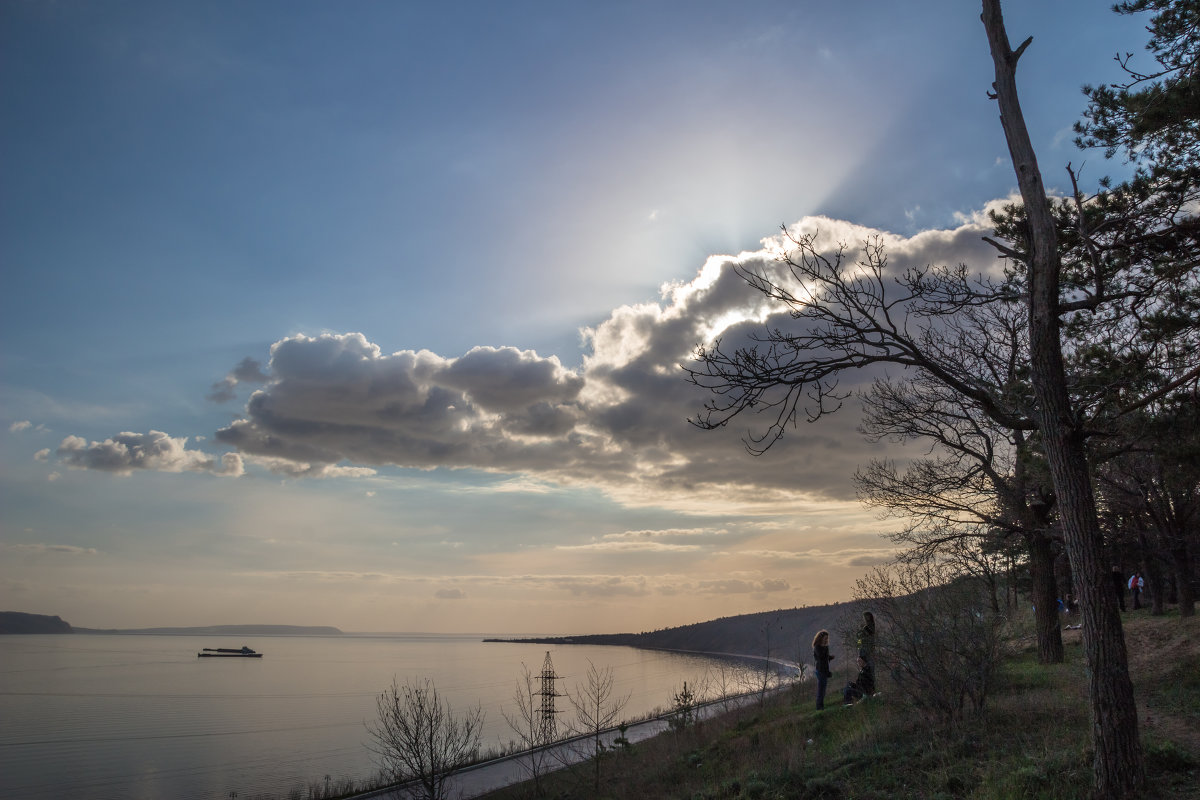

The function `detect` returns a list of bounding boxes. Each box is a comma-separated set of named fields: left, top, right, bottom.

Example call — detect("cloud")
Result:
left=435, top=588, right=466, bottom=600
left=55, top=431, right=244, bottom=477
left=691, top=577, right=791, bottom=595
left=602, top=528, right=723, bottom=541
left=552, top=527, right=737, bottom=555
left=556, top=540, right=704, bottom=554
left=552, top=575, right=652, bottom=597
left=241, top=454, right=376, bottom=479
left=738, top=545, right=897, bottom=567
left=10, top=420, right=32, bottom=432
left=208, top=357, right=269, bottom=403
left=62, top=211, right=1002, bottom=506
left=7, top=543, right=98, bottom=556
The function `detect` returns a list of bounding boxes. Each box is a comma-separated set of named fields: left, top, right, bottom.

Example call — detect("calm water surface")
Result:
left=0, top=633, right=743, bottom=799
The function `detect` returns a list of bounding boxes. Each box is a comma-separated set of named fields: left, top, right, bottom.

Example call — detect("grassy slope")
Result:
left=481, top=610, right=1199, bottom=800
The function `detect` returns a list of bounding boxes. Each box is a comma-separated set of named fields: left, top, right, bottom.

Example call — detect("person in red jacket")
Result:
left=1128, top=572, right=1144, bottom=610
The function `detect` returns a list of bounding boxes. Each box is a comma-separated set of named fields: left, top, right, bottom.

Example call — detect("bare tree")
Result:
left=703, top=661, right=743, bottom=715
left=852, top=306, right=1066, bottom=664
left=566, top=660, right=630, bottom=791
left=366, top=678, right=484, bottom=800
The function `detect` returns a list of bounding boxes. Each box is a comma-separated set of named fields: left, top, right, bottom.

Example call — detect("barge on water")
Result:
left=198, top=646, right=262, bottom=658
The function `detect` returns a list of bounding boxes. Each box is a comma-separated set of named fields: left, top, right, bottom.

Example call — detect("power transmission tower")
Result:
left=534, top=650, right=562, bottom=744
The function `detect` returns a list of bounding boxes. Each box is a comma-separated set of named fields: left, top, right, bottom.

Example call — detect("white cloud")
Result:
left=58, top=211, right=1002, bottom=508
left=55, top=431, right=244, bottom=477
left=241, top=454, right=375, bottom=479
left=10, top=420, right=32, bottom=433
left=602, top=528, right=718, bottom=541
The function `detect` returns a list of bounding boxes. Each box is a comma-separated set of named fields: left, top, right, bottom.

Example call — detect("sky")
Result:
left=1, top=0, right=1146, bottom=634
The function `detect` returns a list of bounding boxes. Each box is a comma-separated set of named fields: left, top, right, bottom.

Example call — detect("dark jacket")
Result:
left=856, top=662, right=876, bottom=696
left=813, top=644, right=834, bottom=678
left=857, top=621, right=876, bottom=662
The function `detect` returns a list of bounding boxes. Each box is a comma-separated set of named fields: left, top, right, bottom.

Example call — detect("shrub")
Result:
left=854, top=561, right=1010, bottom=725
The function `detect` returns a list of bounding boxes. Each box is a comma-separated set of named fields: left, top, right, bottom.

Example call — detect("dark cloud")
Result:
left=231, top=357, right=269, bottom=383
left=438, top=346, right=584, bottom=411
left=209, top=357, right=269, bottom=403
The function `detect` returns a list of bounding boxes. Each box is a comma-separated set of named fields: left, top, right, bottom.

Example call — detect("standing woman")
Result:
left=812, top=629, right=834, bottom=710
left=857, top=611, right=876, bottom=667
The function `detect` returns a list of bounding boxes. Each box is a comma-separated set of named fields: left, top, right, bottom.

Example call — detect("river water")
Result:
left=0, top=633, right=754, bottom=799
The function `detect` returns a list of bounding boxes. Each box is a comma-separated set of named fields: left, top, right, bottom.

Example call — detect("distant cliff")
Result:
left=0, top=612, right=72, bottom=634
left=486, top=602, right=863, bottom=664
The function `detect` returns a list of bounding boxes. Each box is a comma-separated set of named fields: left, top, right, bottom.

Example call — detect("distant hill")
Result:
left=73, top=624, right=345, bottom=636
left=0, top=611, right=72, bottom=634
left=487, top=602, right=866, bottom=666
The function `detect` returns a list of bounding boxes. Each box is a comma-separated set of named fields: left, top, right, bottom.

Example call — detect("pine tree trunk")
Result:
left=1135, top=532, right=1164, bottom=616
left=1171, top=544, right=1196, bottom=617
left=981, top=2, right=1145, bottom=796
left=1029, top=530, right=1064, bottom=663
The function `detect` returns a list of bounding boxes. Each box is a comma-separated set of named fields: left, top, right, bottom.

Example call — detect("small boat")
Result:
left=198, top=646, right=262, bottom=658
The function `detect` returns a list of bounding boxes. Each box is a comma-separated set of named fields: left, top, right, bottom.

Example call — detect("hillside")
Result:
left=480, top=610, right=1200, bottom=800
left=0, top=613, right=345, bottom=636
left=488, top=602, right=861, bottom=665
left=0, top=611, right=72, bottom=634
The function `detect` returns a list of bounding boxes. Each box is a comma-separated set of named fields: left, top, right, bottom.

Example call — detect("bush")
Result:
left=365, top=678, right=484, bottom=800
left=854, top=562, right=1010, bottom=725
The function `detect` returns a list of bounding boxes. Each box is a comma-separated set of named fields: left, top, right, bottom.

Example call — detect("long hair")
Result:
left=862, top=611, right=875, bottom=632
left=811, top=629, right=829, bottom=648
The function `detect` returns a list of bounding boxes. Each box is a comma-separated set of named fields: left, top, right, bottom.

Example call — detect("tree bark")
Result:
left=981, top=2, right=1145, bottom=797
left=1139, top=531, right=1166, bottom=616
left=1029, top=530, right=1064, bottom=664
left=1170, top=543, right=1196, bottom=617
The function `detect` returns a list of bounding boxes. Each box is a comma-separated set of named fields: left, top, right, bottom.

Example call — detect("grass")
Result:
left=478, top=611, right=1200, bottom=800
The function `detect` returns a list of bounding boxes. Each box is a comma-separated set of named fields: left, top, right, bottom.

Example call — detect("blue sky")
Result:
left=1, top=1, right=1144, bottom=633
